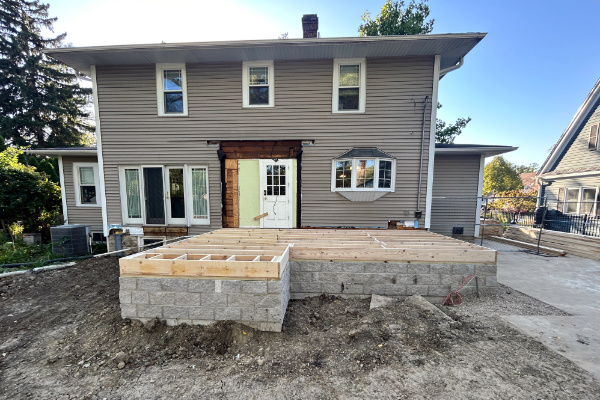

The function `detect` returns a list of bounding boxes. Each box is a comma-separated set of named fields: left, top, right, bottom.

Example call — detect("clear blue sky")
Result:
left=47, top=0, right=600, bottom=166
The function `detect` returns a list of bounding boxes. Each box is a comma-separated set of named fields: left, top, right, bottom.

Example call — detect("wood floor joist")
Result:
left=119, top=228, right=497, bottom=279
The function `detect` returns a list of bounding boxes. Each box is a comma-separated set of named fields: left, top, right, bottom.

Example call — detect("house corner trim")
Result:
left=424, top=55, right=440, bottom=229
left=91, top=65, right=109, bottom=238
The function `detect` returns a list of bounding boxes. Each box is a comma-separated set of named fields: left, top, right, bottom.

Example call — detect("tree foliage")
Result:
left=0, top=147, right=61, bottom=234
left=483, top=156, right=523, bottom=195
left=488, top=189, right=538, bottom=213
left=0, top=0, right=94, bottom=149
left=515, top=163, right=539, bottom=174
left=359, top=0, right=434, bottom=36
left=435, top=103, right=471, bottom=144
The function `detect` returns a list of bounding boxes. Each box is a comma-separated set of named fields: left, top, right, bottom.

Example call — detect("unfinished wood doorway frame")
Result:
left=223, top=159, right=239, bottom=228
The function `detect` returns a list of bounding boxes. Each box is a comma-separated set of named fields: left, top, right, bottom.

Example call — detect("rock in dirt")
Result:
left=117, top=361, right=125, bottom=370
left=404, top=295, right=452, bottom=322
left=113, top=351, right=127, bottom=363
left=144, top=318, right=162, bottom=332
left=370, top=294, right=395, bottom=310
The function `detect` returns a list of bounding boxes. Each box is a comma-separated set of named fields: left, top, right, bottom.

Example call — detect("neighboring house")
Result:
left=520, top=172, right=539, bottom=193
left=28, top=18, right=513, bottom=249
left=537, top=77, right=600, bottom=218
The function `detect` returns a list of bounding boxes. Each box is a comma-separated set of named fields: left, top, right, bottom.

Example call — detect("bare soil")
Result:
left=1, top=258, right=598, bottom=400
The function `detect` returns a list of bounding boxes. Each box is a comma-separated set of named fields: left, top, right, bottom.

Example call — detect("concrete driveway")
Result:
left=497, top=250, right=600, bottom=379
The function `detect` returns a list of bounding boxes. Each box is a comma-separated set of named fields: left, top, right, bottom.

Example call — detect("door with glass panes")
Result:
left=259, top=159, right=293, bottom=228
left=141, top=167, right=186, bottom=225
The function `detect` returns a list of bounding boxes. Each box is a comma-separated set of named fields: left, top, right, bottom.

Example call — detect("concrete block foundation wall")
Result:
left=119, top=262, right=290, bottom=332
left=289, top=261, right=497, bottom=299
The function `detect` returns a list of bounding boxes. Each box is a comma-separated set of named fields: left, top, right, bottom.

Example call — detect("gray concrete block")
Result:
left=362, top=284, right=387, bottom=295
left=363, top=263, right=387, bottom=273
left=188, top=280, right=216, bottom=293
left=485, top=276, right=498, bottom=286
left=215, top=307, right=241, bottom=321
left=367, top=273, right=398, bottom=285
left=291, top=282, right=321, bottom=293
left=440, top=274, right=464, bottom=286
left=202, top=293, right=228, bottom=308
left=267, top=280, right=282, bottom=293
left=385, top=284, right=407, bottom=296
left=267, top=307, right=282, bottom=323
left=131, top=291, right=149, bottom=304
left=137, top=305, right=163, bottom=318
left=341, top=283, right=364, bottom=294
left=341, top=263, right=365, bottom=273
left=227, top=294, right=255, bottom=307
left=476, top=265, right=497, bottom=276
left=119, top=291, right=132, bottom=304
left=416, top=274, right=441, bottom=285
left=428, top=285, right=452, bottom=297
left=407, top=264, right=430, bottom=274
left=120, top=304, right=137, bottom=318
left=149, top=291, right=175, bottom=305
left=161, top=278, right=188, bottom=292
left=175, top=292, right=201, bottom=306
left=137, top=278, right=162, bottom=291
left=396, top=274, right=418, bottom=285
left=320, top=262, right=345, bottom=273
left=406, top=285, right=428, bottom=296
left=453, top=264, right=475, bottom=275
left=163, top=306, right=189, bottom=319
left=221, top=280, right=242, bottom=293
left=293, top=261, right=322, bottom=272
left=291, top=271, right=312, bottom=282
left=189, top=307, right=215, bottom=320
left=430, top=264, right=453, bottom=275
left=242, top=281, right=267, bottom=294
left=321, top=283, right=344, bottom=294
left=119, top=277, right=137, bottom=290
left=242, top=308, right=268, bottom=322
left=385, top=263, right=409, bottom=274
left=255, top=294, right=283, bottom=308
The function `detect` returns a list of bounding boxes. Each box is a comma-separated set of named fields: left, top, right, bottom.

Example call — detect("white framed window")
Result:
left=186, top=166, right=210, bottom=225
left=119, top=166, right=144, bottom=225
left=118, top=165, right=210, bottom=226
left=332, top=58, right=366, bottom=113
left=156, top=63, right=188, bottom=116
left=331, top=158, right=395, bottom=192
left=242, top=61, right=274, bottom=107
left=559, top=187, right=599, bottom=215
left=73, top=162, right=100, bottom=207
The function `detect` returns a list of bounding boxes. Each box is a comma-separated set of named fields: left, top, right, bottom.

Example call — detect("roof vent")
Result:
left=302, top=14, right=318, bottom=38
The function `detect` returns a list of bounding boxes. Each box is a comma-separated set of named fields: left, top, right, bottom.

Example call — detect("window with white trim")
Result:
left=332, top=158, right=395, bottom=191
left=156, top=63, right=188, bottom=116
left=558, top=187, right=599, bottom=215
left=242, top=61, right=274, bottom=107
left=74, top=163, right=100, bottom=206
left=332, top=58, right=366, bottom=113
left=188, top=166, right=210, bottom=223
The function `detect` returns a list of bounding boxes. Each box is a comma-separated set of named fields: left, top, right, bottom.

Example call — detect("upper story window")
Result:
left=242, top=61, right=274, bottom=108
left=74, top=162, right=100, bottom=207
left=156, top=63, right=188, bottom=116
left=331, top=148, right=395, bottom=192
left=588, top=124, right=599, bottom=151
left=332, top=58, right=366, bottom=113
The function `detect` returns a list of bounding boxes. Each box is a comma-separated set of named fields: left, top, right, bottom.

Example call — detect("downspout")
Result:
left=417, top=95, right=429, bottom=214
left=439, top=57, right=464, bottom=78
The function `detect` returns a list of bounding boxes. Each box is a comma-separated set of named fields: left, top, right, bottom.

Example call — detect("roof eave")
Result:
left=435, top=146, right=518, bottom=157
left=26, top=148, right=98, bottom=157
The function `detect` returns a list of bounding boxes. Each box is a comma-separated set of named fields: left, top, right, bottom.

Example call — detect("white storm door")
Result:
left=259, top=159, right=293, bottom=228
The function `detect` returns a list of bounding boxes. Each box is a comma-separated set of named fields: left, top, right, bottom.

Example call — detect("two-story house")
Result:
left=30, top=18, right=516, bottom=250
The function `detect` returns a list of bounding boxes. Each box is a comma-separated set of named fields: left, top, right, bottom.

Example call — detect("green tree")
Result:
left=0, top=147, right=61, bottom=233
left=0, top=0, right=94, bottom=149
left=483, top=156, right=523, bottom=195
left=359, top=1, right=470, bottom=143
left=515, top=163, right=539, bottom=174
left=359, top=0, right=434, bottom=36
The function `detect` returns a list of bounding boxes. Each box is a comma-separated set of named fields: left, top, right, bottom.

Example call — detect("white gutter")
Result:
left=439, top=57, right=464, bottom=78
left=424, top=55, right=440, bottom=230
left=538, top=170, right=600, bottom=180
left=57, top=156, right=68, bottom=224
left=91, top=65, right=110, bottom=241
left=27, top=149, right=97, bottom=157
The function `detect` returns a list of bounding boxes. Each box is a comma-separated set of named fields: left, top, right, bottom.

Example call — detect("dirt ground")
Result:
left=1, top=259, right=599, bottom=400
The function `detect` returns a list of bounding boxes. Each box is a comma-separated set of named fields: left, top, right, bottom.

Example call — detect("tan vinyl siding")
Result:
left=62, top=156, right=104, bottom=232
left=95, top=57, right=434, bottom=231
left=430, top=154, right=482, bottom=237
left=552, top=100, right=600, bottom=172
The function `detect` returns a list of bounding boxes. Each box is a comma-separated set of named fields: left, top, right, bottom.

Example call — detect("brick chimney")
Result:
left=302, top=14, right=318, bottom=38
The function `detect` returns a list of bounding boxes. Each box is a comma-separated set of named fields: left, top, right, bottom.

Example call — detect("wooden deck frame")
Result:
left=119, top=228, right=497, bottom=280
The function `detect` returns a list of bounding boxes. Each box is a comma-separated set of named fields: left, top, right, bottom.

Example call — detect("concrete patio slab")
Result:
left=497, top=251, right=600, bottom=379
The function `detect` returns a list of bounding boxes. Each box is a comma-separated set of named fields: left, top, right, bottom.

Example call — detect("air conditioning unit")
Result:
left=51, top=224, right=90, bottom=256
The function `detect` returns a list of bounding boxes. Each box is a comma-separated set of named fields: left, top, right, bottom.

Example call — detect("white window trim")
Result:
left=330, top=158, right=396, bottom=192
left=119, top=166, right=144, bottom=225
left=73, top=162, right=101, bottom=207
left=242, top=60, right=274, bottom=108
left=156, top=63, right=188, bottom=117
left=332, top=58, right=366, bottom=114
left=186, top=165, right=211, bottom=225
left=563, top=187, right=599, bottom=215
